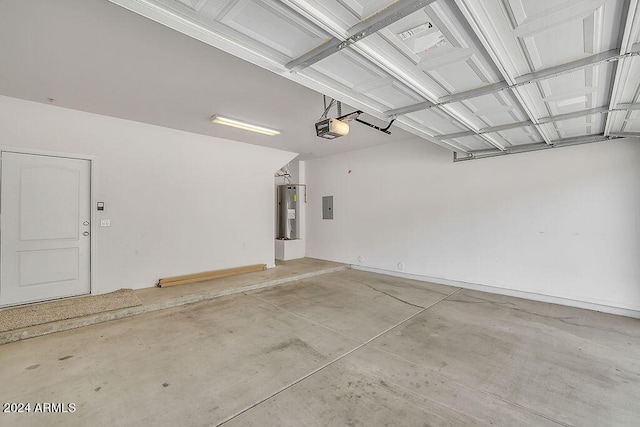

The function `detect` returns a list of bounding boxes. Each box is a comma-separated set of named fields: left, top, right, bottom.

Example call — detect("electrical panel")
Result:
left=322, top=196, right=333, bottom=220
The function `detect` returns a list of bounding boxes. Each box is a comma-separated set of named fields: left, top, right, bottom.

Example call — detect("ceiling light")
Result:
left=399, top=23, right=433, bottom=40
left=210, top=115, right=280, bottom=136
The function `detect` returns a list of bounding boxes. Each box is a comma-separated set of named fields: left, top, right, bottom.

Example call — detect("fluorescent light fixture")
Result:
left=210, top=115, right=280, bottom=136
left=399, top=23, right=433, bottom=40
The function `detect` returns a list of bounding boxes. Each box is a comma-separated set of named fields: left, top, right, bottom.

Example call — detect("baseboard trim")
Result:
left=351, top=265, right=640, bottom=319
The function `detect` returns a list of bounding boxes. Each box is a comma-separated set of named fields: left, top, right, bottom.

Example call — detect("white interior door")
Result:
left=0, top=152, right=91, bottom=306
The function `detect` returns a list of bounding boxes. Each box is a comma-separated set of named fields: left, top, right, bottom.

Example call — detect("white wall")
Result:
left=0, top=95, right=296, bottom=294
left=305, top=137, right=640, bottom=314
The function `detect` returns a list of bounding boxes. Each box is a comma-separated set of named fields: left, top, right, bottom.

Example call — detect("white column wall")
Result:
left=305, top=137, right=640, bottom=315
left=0, top=95, right=296, bottom=293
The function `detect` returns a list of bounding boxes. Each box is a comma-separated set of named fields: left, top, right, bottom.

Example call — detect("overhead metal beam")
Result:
left=436, top=130, right=475, bottom=140
left=503, top=142, right=551, bottom=153
left=453, top=143, right=549, bottom=162
left=537, top=106, right=610, bottom=124
left=386, top=81, right=510, bottom=116
left=285, top=39, right=345, bottom=72
left=286, top=0, right=436, bottom=71
left=551, top=134, right=612, bottom=147
left=479, top=120, right=533, bottom=133
left=436, top=81, right=510, bottom=105
left=436, top=119, right=533, bottom=141
left=615, top=102, right=640, bottom=110
left=477, top=134, right=508, bottom=151
left=453, top=134, right=619, bottom=161
left=386, top=100, right=436, bottom=117
left=517, top=44, right=639, bottom=90
left=608, top=132, right=640, bottom=138
left=513, top=49, right=622, bottom=86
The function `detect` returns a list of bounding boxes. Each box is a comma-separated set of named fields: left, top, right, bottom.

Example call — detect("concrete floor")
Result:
left=1, top=268, right=639, bottom=426
left=1, top=258, right=347, bottom=345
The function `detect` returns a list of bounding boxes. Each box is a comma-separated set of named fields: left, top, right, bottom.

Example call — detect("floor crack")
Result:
left=352, top=280, right=426, bottom=309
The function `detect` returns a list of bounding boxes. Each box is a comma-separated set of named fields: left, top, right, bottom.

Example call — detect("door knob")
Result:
left=83, top=231, right=90, bottom=236
left=83, top=221, right=89, bottom=226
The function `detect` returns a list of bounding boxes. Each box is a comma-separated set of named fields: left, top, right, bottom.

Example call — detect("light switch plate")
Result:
left=100, top=219, right=111, bottom=227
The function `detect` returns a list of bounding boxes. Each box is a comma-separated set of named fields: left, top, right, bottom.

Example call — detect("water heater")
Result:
left=277, top=185, right=299, bottom=239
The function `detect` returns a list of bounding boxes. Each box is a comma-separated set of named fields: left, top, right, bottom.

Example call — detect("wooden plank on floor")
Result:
left=157, top=264, right=267, bottom=288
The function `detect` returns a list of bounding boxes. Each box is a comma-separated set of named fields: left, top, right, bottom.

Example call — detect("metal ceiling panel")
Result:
left=516, top=62, right=615, bottom=120
left=624, top=110, right=640, bottom=132
left=608, top=55, right=640, bottom=136
left=450, top=90, right=530, bottom=129
left=352, top=33, right=448, bottom=100
left=212, top=0, right=331, bottom=59
left=378, top=2, right=502, bottom=96
left=443, top=134, right=496, bottom=151
left=405, top=108, right=471, bottom=135
left=609, top=109, right=640, bottom=133
left=280, top=0, right=367, bottom=34
left=455, top=0, right=625, bottom=77
left=540, top=112, right=608, bottom=140
left=109, top=0, right=640, bottom=159
left=489, top=125, right=540, bottom=146
left=612, top=56, right=640, bottom=106
left=366, top=81, right=426, bottom=110
left=309, top=49, right=388, bottom=91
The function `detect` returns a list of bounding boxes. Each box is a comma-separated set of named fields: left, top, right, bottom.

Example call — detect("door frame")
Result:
left=0, top=145, right=97, bottom=301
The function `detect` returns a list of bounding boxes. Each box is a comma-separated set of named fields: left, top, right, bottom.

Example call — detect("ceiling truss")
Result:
left=109, top=0, right=640, bottom=160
